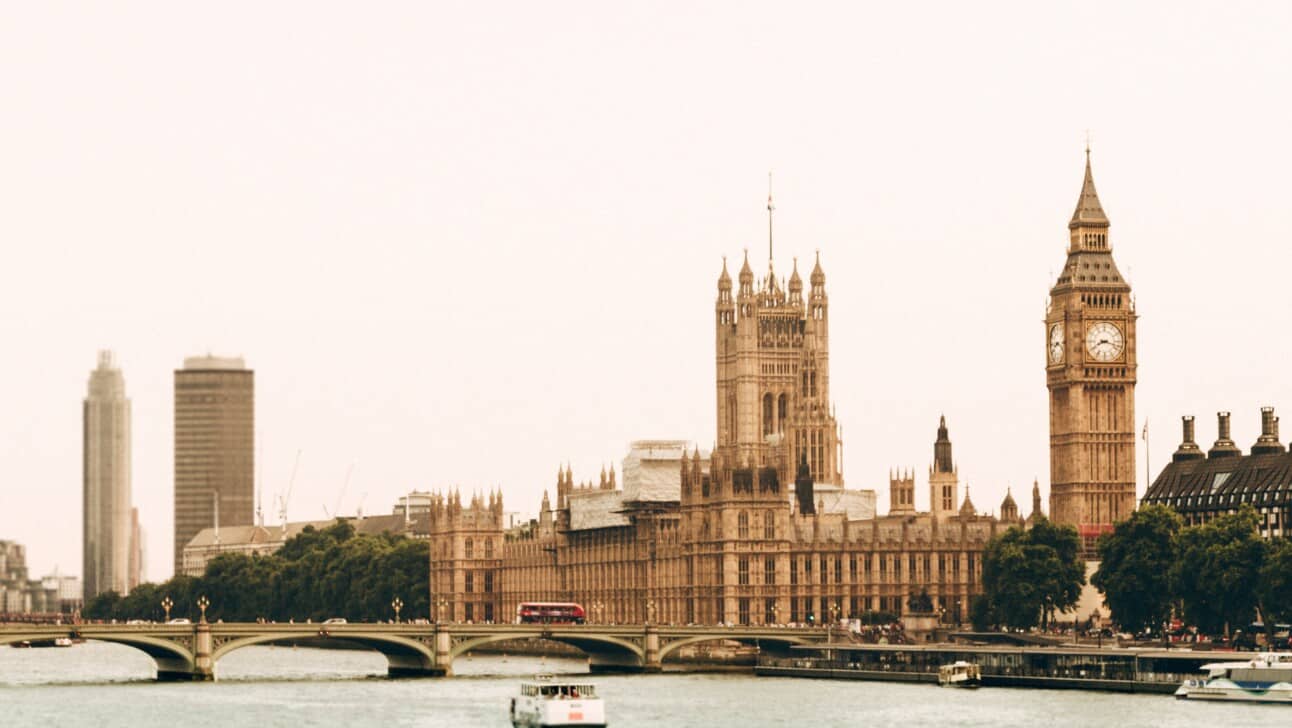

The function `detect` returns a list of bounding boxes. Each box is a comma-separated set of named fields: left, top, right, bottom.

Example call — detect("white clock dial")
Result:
left=1085, top=321, right=1124, bottom=362
left=1049, top=323, right=1065, bottom=364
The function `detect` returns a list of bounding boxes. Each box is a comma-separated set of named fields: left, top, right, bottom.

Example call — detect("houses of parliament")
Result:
left=426, top=153, right=1137, bottom=625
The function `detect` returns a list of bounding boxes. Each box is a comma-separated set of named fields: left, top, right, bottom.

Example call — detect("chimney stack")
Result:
left=1172, top=416, right=1205, bottom=462
left=1251, top=406, right=1286, bottom=456
left=1208, top=411, right=1241, bottom=459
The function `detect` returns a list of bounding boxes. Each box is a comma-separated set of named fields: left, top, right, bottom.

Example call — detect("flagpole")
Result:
left=1143, top=419, right=1150, bottom=494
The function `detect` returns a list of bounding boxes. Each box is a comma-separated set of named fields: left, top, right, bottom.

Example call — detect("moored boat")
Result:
left=937, top=660, right=982, bottom=688
left=510, top=675, right=606, bottom=727
left=1175, top=652, right=1292, bottom=703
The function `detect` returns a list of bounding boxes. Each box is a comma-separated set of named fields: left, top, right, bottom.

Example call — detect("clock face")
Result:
left=1085, top=321, right=1124, bottom=362
left=1049, top=323, right=1065, bottom=364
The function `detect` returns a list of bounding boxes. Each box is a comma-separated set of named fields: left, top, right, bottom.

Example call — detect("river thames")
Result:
left=0, top=642, right=1276, bottom=727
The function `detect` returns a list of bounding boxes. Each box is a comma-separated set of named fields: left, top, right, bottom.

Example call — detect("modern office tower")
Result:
left=173, top=356, right=254, bottom=575
left=83, top=350, right=132, bottom=600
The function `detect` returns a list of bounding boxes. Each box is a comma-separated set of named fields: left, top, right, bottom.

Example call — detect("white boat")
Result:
left=1175, top=652, right=1292, bottom=703
left=510, top=675, right=607, bottom=727
left=937, top=660, right=982, bottom=688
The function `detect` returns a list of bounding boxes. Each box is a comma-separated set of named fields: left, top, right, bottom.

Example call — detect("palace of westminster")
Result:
left=424, top=153, right=1141, bottom=626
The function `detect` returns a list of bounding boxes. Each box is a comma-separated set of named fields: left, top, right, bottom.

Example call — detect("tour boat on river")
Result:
left=937, top=661, right=982, bottom=688
left=510, top=675, right=606, bottom=727
left=1175, top=652, right=1292, bottom=703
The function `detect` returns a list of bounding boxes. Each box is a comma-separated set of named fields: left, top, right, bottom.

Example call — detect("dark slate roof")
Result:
left=1142, top=450, right=1292, bottom=513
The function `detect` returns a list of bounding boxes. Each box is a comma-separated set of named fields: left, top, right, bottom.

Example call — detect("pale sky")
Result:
left=2, top=2, right=1290, bottom=582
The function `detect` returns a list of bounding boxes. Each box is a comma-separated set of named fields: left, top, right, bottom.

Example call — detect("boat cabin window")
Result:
left=522, top=683, right=596, bottom=699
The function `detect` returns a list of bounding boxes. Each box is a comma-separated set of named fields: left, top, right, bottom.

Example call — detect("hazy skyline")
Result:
left=3, top=2, right=1290, bottom=581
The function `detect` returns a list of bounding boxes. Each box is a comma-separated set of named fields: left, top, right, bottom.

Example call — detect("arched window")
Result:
left=764, top=510, right=775, bottom=539
left=484, top=539, right=494, bottom=559
left=762, top=393, right=774, bottom=435
left=777, top=394, right=787, bottom=433
left=738, top=511, right=749, bottom=539
left=465, top=538, right=474, bottom=559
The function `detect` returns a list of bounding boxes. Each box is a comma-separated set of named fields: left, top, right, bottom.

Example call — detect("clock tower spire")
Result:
left=1045, top=149, right=1137, bottom=555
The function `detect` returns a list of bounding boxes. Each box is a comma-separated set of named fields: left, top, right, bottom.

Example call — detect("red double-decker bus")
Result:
left=516, top=602, right=586, bottom=625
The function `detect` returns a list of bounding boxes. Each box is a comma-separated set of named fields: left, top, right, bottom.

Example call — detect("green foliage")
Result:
left=856, top=610, right=899, bottom=625
left=1259, top=539, right=1292, bottom=624
left=969, top=594, right=993, bottom=632
left=1170, top=504, right=1267, bottom=635
left=86, top=519, right=428, bottom=623
left=981, top=519, right=1085, bottom=631
left=1091, top=504, right=1182, bottom=634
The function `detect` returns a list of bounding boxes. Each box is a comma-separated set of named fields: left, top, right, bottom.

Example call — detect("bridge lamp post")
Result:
left=646, top=599, right=656, bottom=626
left=828, top=603, right=840, bottom=643
left=770, top=604, right=779, bottom=626
left=161, top=596, right=173, bottom=622
left=197, top=596, right=210, bottom=625
left=436, top=597, right=448, bottom=625
left=592, top=601, right=604, bottom=624
left=391, top=597, right=404, bottom=624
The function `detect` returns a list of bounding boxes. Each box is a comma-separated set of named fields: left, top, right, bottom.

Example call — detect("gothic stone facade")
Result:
left=428, top=249, right=1024, bottom=626
left=1045, top=152, right=1138, bottom=553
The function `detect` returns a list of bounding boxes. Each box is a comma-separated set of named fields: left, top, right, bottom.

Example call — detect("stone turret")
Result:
left=1000, top=488, right=1019, bottom=523
left=795, top=452, right=815, bottom=515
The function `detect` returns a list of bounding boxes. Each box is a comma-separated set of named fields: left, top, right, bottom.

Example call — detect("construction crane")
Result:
left=323, top=464, right=354, bottom=519
left=278, top=450, right=302, bottom=536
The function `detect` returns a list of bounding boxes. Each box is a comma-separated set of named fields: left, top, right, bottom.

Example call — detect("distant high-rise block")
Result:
left=173, top=356, right=254, bottom=576
left=128, top=506, right=145, bottom=590
left=83, top=350, right=132, bottom=601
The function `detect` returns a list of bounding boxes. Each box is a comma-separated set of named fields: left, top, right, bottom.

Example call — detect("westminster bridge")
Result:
left=0, top=622, right=827, bottom=680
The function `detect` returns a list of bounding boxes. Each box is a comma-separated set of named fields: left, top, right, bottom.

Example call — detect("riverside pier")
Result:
left=756, top=643, right=1223, bottom=693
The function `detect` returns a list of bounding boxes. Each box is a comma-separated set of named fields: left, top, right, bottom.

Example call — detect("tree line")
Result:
left=1091, top=503, right=1292, bottom=637
left=83, top=520, right=430, bottom=623
left=974, top=504, right=1292, bottom=638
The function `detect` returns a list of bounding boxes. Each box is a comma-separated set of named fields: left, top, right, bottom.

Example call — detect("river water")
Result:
left=0, top=641, right=1276, bottom=727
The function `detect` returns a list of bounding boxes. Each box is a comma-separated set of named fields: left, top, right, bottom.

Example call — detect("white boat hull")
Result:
left=1175, top=678, right=1292, bottom=704
left=511, top=696, right=607, bottom=727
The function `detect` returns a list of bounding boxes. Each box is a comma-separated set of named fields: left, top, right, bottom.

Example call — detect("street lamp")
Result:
left=196, top=595, right=210, bottom=624
left=646, top=599, right=656, bottom=626
left=391, top=597, right=404, bottom=624
left=771, top=604, right=780, bottom=626
left=436, top=597, right=448, bottom=625
left=829, top=603, right=840, bottom=643
left=161, top=596, right=173, bottom=622
left=592, top=601, right=604, bottom=624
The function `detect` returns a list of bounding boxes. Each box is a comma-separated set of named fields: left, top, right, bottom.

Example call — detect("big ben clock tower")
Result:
left=1046, top=150, right=1137, bottom=554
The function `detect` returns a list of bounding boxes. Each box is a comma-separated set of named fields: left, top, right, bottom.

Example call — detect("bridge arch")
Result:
left=211, top=630, right=436, bottom=677
left=449, top=630, right=646, bottom=672
left=0, top=631, right=196, bottom=680
left=658, top=633, right=814, bottom=663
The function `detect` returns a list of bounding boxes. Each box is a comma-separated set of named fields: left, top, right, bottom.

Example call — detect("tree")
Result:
left=83, top=590, right=122, bottom=620
left=969, top=595, right=993, bottom=632
left=1257, top=538, right=1292, bottom=624
left=1025, top=518, right=1085, bottom=626
left=981, top=519, right=1085, bottom=631
left=1171, top=504, right=1267, bottom=637
left=1091, top=504, right=1182, bottom=634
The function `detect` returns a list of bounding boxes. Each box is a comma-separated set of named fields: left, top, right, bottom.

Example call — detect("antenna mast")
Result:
left=767, top=170, right=775, bottom=263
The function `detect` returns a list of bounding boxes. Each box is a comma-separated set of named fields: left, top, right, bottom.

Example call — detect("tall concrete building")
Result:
left=173, top=356, right=254, bottom=575
left=1045, top=150, right=1138, bottom=554
left=83, top=350, right=132, bottom=600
